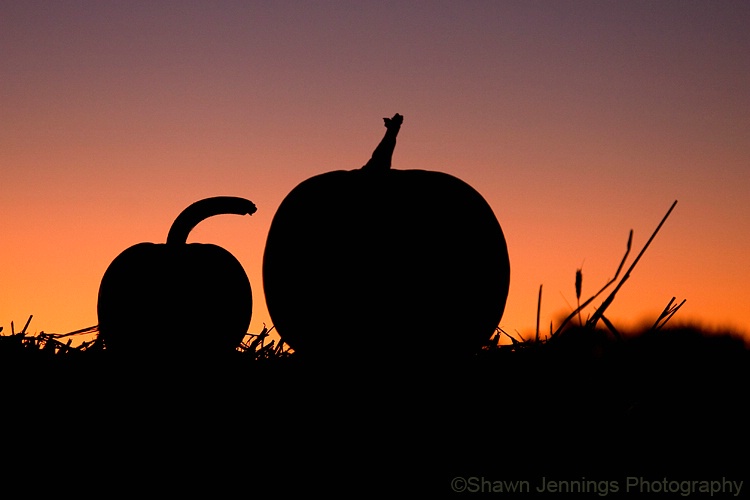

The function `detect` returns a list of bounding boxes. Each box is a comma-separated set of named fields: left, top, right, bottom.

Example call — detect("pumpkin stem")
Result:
left=166, top=196, right=257, bottom=245
left=361, top=113, right=403, bottom=172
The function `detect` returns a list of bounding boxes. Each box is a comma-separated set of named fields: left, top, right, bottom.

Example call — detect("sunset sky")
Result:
left=3, top=1, right=749, bottom=347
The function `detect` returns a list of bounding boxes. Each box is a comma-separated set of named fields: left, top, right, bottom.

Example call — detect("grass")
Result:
left=2, top=199, right=748, bottom=494
left=4, top=305, right=748, bottom=494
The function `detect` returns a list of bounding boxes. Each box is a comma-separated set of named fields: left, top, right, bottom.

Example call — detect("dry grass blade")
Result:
left=652, top=297, right=687, bottom=332
left=575, top=267, right=583, bottom=326
left=551, top=229, right=634, bottom=337
left=274, top=339, right=289, bottom=356
left=588, top=200, right=678, bottom=329
left=498, top=327, right=520, bottom=344
left=21, top=315, right=33, bottom=335
left=536, top=284, right=542, bottom=342
left=244, top=325, right=271, bottom=352
left=614, top=229, right=633, bottom=279
left=483, top=328, right=504, bottom=350
left=47, top=325, right=99, bottom=339
left=599, top=314, right=621, bottom=340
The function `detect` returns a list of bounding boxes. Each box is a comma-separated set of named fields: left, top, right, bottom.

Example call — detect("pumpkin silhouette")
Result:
left=97, top=196, right=256, bottom=356
left=263, top=114, right=510, bottom=360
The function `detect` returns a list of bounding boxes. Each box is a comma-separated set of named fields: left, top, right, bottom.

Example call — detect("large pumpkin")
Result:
left=262, top=114, right=510, bottom=360
left=97, top=196, right=256, bottom=356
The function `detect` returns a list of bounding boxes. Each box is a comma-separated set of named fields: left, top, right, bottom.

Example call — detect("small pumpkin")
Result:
left=262, top=114, right=510, bottom=360
left=97, top=196, right=256, bottom=356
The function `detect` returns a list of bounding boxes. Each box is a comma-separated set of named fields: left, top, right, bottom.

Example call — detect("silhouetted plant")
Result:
left=237, top=324, right=294, bottom=360
left=0, top=315, right=292, bottom=365
left=523, top=200, right=680, bottom=345
left=0, top=316, right=103, bottom=361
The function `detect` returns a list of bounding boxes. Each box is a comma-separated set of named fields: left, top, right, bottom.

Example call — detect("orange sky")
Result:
left=2, top=1, right=749, bottom=347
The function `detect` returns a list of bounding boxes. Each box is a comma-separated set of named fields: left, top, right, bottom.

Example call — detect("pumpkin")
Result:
left=97, top=196, right=256, bottom=356
left=262, top=114, right=510, bottom=360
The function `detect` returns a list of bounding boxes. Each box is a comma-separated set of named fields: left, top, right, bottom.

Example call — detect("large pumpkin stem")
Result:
left=166, top=196, right=257, bottom=245
left=361, top=113, right=403, bottom=172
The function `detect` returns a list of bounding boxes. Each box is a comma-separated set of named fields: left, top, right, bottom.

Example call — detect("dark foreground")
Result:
left=3, top=326, right=748, bottom=497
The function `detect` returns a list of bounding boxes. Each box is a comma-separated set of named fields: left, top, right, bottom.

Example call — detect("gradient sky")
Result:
left=3, top=1, right=749, bottom=347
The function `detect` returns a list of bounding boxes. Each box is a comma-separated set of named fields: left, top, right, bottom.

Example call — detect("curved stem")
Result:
left=361, top=113, right=403, bottom=172
left=166, top=196, right=257, bottom=245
